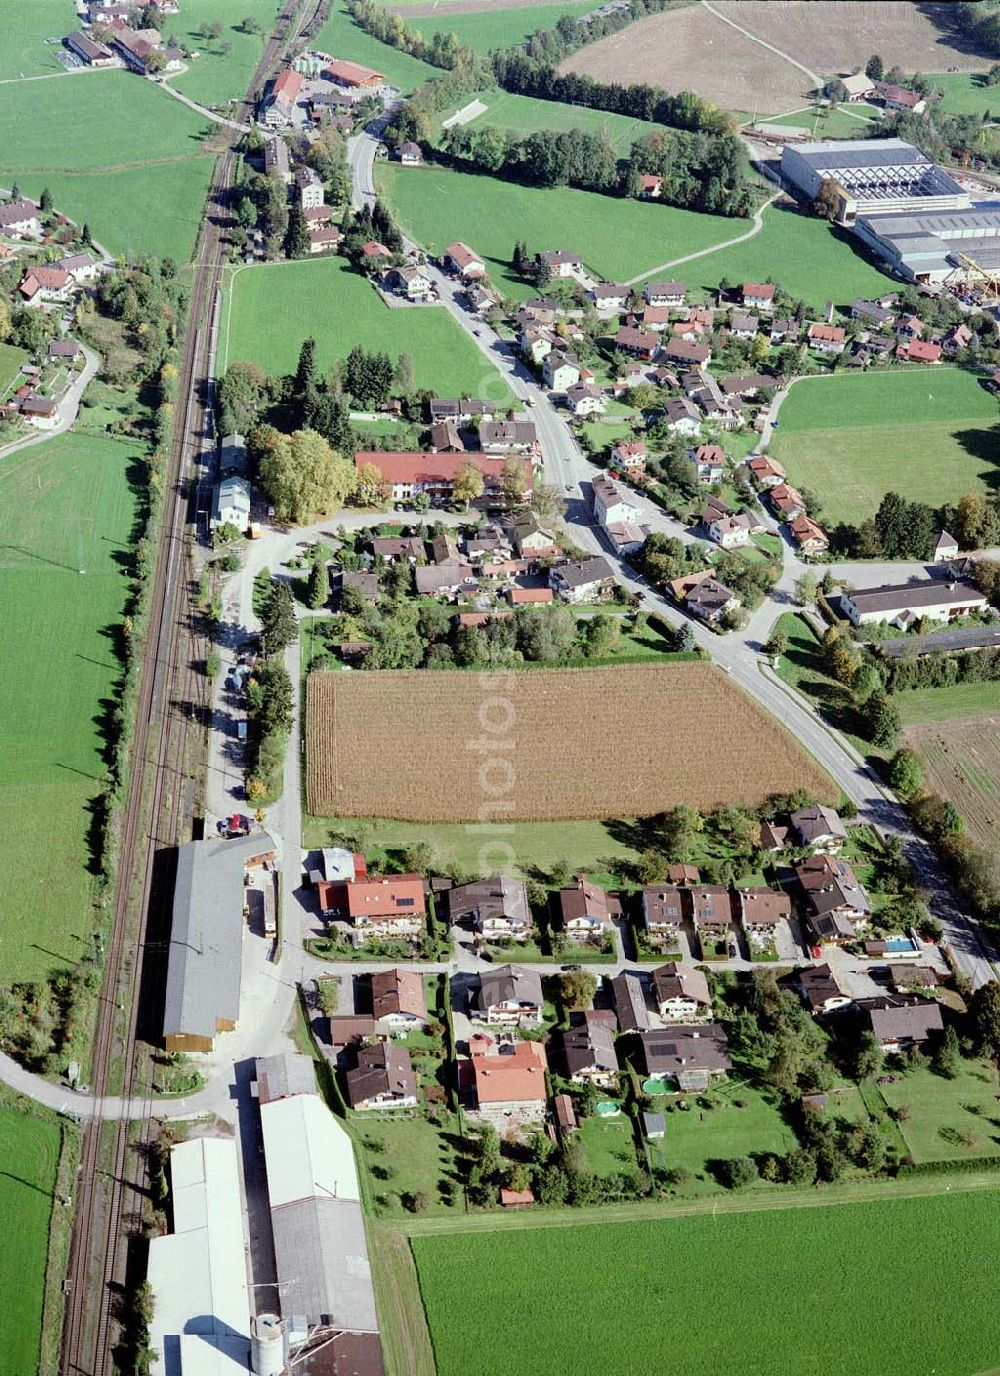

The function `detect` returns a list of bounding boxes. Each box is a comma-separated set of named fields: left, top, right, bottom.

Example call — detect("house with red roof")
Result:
left=896, top=338, right=941, bottom=364
left=354, top=450, right=532, bottom=503
left=443, top=241, right=486, bottom=280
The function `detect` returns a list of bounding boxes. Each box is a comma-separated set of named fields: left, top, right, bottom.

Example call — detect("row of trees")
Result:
left=442, top=121, right=753, bottom=215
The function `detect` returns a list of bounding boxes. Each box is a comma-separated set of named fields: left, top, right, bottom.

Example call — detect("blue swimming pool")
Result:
left=885, top=936, right=918, bottom=954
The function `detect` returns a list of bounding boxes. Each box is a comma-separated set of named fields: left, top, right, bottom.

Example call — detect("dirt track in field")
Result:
left=390, top=0, right=576, bottom=15
left=306, top=663, right=835, bottom=822
left=560, top=1, right=992, bottom=117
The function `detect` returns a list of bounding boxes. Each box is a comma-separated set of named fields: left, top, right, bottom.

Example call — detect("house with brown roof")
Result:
left=480, top=420, right=539, bottom=454
left=611, top=440, right=647, bottom=475
left=797, top=855, right=871, bottom=946
left=345, top=1042, right=418, bottom=1110
left=543, top=349, right=582, bottom=392
left=651, top=962, right=712, bottom=1022
left=662, top=396, right=702, bottom=436
left=398, top=141, right=423, bottom=165
left=559, top=876, right=616, bottom=943
left=791, top=962, right=852, bottom=1015
left=746, top=454, right=786, bottom=489
left=334, top=873, right=426, bottom=941
left=639, top=173, right=663, bottom=199
left=641, top=886, right=685, bottom=945
left=897, top=338, right=942, bottom=364
left=474, top=965, right=543, bottom=1026
left=738, top=887, right=791, bottom=952
left=611, top=971, right=651, bottom=1032
left=538, top=249, right=583, bottom=278
left=645, top=280, right=686, bottom=307
left=876, top=83, right=926, bottom=114
left=686, top=576, right=740, bottom=626
left=549, top=556, right=614, bottom=603
left=690, top=443, right=725, bottom=486
left=856, top=994, right=942, bottom=1051
left=790, top=514, right=829, bottom=555
left=464, top=1036, right=548, bottom=1125
left=667, top=864, right=700, bottom=886
left=742, top=282, right=775, bottom=309
left=308, top=224, right=342, bottom=254
left=371, top=968, right=428, bottom=1033
left=615, top=325, right=658, bottom=360
left=371, top=535, right=425, bottom=563
left=661, top=337, right=712, bottom=368
left=506, top=515, right=559, bottom=558
left=759, top=819, right=790, bottom=852
left=449, top=877, right=533, bottom=943
left=791, top=804, right=847, bottom=853
left=639, top=1025, right=731, bottom=1089
left=770, top=483, right=807, bottom=520
left=19, top=266, right=72, bottom=305
left=557, top=1021, right=619, bottom=1086
left=443, top=241, right=486, bottom=279
left=691, top=887, right=733, bottom=954
left=807, top=322, right=846, bottom=354
left=263, top=67, right=304, bottom=126
left=592, top=282, right=630, bottom=311
left=354, top=450, right=532, bottom=503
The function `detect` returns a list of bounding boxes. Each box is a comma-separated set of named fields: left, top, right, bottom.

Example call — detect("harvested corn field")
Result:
left=905, top=715, right=1000, bottom=850
left=306, top=664, right=834, bottom=821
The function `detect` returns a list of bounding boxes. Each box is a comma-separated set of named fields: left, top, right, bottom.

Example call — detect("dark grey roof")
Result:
left=856, top=994, right=943, bottom=1043
left=792, top=962, right=847, bottom=1011
left=611, top=972, right=650, bottom=1032
left=640, top=1024, right=731, bottom=1076
left=272, top=1196, right=378, bottom=1330
left=559, top=1023, right=618, bottom=1077
left=448, top=877, right=530, bottom=929
left=789, top=138, right=933, bottom=171
left=876, top=623, right=1000, bottom=658
left=163, top=832, right=277, bottom=1042
left=476, top=964, right=543, bottom=1012
left=552, top=556, right=614, bottom=589
left=255, top=1052, right=317, bottom=1104
left=843, top=578, right=986, bottom=616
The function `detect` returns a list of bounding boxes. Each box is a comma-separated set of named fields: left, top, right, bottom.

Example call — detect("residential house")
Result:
left=729, top=310, right=759, bottom=340
left=769, top=315, right=800, bottom=344
left=605, top=521, right=646, bottom=555
left=263, top=67, right=304, bottom=126
left=211, top=475, right=252, bottom=531
left=662, top=397, right=702, bottom=436
left=549, top=555, right=614, bottom=603
left=639, top=173, right=663, bottom=199
left=539, top=249, right=583, bottom=278
left=791, top=804, right=847, bottom=853
left=449, top=877, right=533, bottom=943
left=645, top=280, right=685, bottom=307
left=746, top=453, right=785, bottom=489
left=558, top=876, right=615, bottom=943
left=543, top=349, right=581, bottom=392
left=428, top=398, right=494, bottom=425
left=897, top=339, right=942, bottom=363
left=943, top=322, right=973, bottom=354
left=520, top=325, right=559, bottom=365
left=383, top=264, right=433, bottom=299
left=687, top=370, right=742, bottom=429
left=770, top=482, right=807, bottom=520
left=262, top=135, right=291, bottom=187
left=558, top=1021, right=619, bottom=1086
left=592, top=473, right=639, bottom=527
left=856, top=994, right=943, bottom=1051
left=345, top=1042, right=418, bottom=1110
left=566, top=382, right=606, bottom=415
left=641, top=885, right=685, bottom=945
left=738, top=887, right=791, bottom=950
left=333, top=873, right=426, bottom=941
left=742, top=282, right=775, bottom=310
left=506, top=584, right=555, bottom=605
left=611, top=971, right=651, bottom=1032
left=611, top=440, right=647, bottom=476
left=507, top=515, right=559, bottom=559
left=371, top=968, right=428, bottom=1033
left=474, top=965, right=544, bottom=1026
left=707, top=510, right=756, bottom=549
left=52, top=252, right=99, bottom=284
left=428, top=419, right=464, bottom=452
left=338, top=569, right=379, bottom=604
left=65, top=30, right=117, bottom=65
left=371, top=535, right=425, bottom=562
left=686, top=575, right=740, bottom=626
left=793, top=962, right=852, bottom=1015
left=360, top=240, right=391, bottom=264
left=443, top=241, right=486, bottom=280
left=464, top=1036, right=548, bottom=1125
left=398, top=141, right=423, bottom=165
left=639, top=1025, right=731, bottom=1089
left=480, top=420, right=539, bottom=455
left=294, top=164, right=323, bottom=206
left=807, top=322, right=846, bottom=353
left=841, top=71, right=878, bottom=101
left=690, top=443, right=725, bottom=486
left=639, top=305, right=671, bottom=331
left=877, top=83, right=926, bottom=114
left=651, top=962, right=712, bottom=1022
left=307, top=224, right=341, bottom=254
left=797, top=854, right=871, bottom=946
left=592, top=282, right=629, bottom=311
left=789, top=515, right=829, bottom=555
left=690, top=886, right=733, bottom=950
left=18, top=394, right=58, bottom=427
left=933, top=529, right=959, bottom=564
left=354, top=450, right=531, bottom=503
left=838, top=578, right=988, bottom=629
left=721, top=372, right=771, bottom=401
left=851, top=297, right=896, bottom=327
left=615, top=325, right=658, bottom=360
left=49, top=338, right=81, bottom=362
left=760, top=819, right=790, bottom=852
left=668, top=864, right=700, bottom=886
left=466, top=281, right=501, bottom=314
left=661, top=337, right=712, bottom=368
left=19, top=266, right=72, bottom=305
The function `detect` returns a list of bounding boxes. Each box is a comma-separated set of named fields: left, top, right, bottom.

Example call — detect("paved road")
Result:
left=157, top=74, right=252, bottom=131
left=0, top=344, right=99, bottom=463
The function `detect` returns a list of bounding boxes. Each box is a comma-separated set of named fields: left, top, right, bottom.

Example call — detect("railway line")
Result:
left=58, top=2, right=319, bottom=1370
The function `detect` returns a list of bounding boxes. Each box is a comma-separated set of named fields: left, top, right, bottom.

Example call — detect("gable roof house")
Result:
left=592, top=282, right=630, bottom=311
left=449, top=877, right=533, bottom=942
left=474, top=964, right=544, bottom=1026
left=443, top=241, right=486, bottom=280
left=336, top=873, right=426, bottom=940
left=19, top=266, right=72, bottom=305
left=789, top=514, right=829, bottom=555
left=651, top=962, right=712, bottom=1022
left=856, top=994, right=943, bottom=1051
left=793, top=962, right=852, bottom=1015
left=897, top=338, right=942, bottom=363
left=615, top=325, right=658, bottom=360
left=738, top=887, right=792, bottom=947
left=371, top=968, right=428, bottom=1033
left=539, top=248, right=583, bottom=278
left=838, top=578, right=988, bottom=629
left=746, top=453, right=786, bottom=489
left=465, top=1036, right=549, bottom=1125
left=611, top=439, right=647, bottom=475
left=742, top=282, right=775, bottom=309
left=791, top=804, right=847, bottom=853
left=480, top=419, right=539, bottom=454
left=558, top=876, right=615, bottom=941
left=685, top=575, right=740, bottom=625
left=662, top=396, right=702, bottom=435
left=807, top=322, right=847, bottom=353
left=611, top=971, right=651, bottom=1032
left=549, top=555, right=614, bottom=603
left=690, top=443, right=726, bottom=486
left=263, top=67, right=304, bottom=126
left=641, top=885, right=685, bottom=944
left=592, top=473, right=640, bottom=528
left=729, top=310, right=759, bottom=339
left=797, top=854, right=871, bottom=946
left=645, top=280, right=686, bottom=306
left=566, top=381, right=607, bottom=415
left=661, top=336, right=712, bottom=368
left=345, top=1042, right=418, bottom=1110
left=211, top=475, right=252, bottom=532
left=65, top=30, right=117, bottom=66
left=690, top=886, right=733, bottom=938
left=543, top=349, right=582, bottom=392
left=769, top=482, right=807, bottom=520
left=639, top=1024, right=731, bottom=1089
left=354, top=450, right=531, bottom=503
left=558, top=1021, right=619, bottom=1086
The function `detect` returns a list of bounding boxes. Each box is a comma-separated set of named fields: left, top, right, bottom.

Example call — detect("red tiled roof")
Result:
left=344, top=873, right=425, bottom=920
left=354, top=450, right=531, bottom=489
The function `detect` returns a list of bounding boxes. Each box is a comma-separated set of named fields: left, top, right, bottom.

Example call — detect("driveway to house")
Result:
left=0, top=343, right=99, bottom=463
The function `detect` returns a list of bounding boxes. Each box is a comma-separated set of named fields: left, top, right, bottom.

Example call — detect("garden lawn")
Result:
left=771, top=367, right=1000, bottom=526
left=223, top=257, right=513, bottom=398
left=311, top=0, right=437, bottom=92
left=684, top=203, right=894, bottom=308
left=873, top=1061, right=1000, bottom=1163
left=0, top=0, right=71, bottom=79
left=0, top=1105, right=60, bottom=1374
left=415, top=1, right=597, bottom=55
left=896, top=682, right=1000, bottom=725
left=412, top=1189, right=1000, bottom=1376
left=929, top=71, right=1000, bottom=117
left=168, top=0, right=278, bottom=106
left=16, top=159, right=216, bottom=264
left=0, top=433, right=139, bottom=982
left=0, top=342, right=30, bottom=402
left=355, top=1113, right=464, bottom=1214
left=439, top=89, right=657, bottom=151
left=651, top=1082, right=797, bottom=1188
left=578, top=1113, right=638, bottom=1177
left=376, top=163, right=737, bottom=297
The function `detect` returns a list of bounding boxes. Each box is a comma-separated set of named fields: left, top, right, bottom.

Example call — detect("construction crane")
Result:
left=948, top=250, right=1000, bottom=304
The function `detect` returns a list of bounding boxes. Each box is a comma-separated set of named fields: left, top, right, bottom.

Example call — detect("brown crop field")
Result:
left=560, top=2, right=990, bottom=116
left=306, top=664, right=834, bottom=822
left=905, top=715, right=1000, bottom=850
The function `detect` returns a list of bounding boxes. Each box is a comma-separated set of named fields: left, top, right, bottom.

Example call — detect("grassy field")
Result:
left=771, top=368, right=1000, bottom=526
left=0, top=1103, right=60, bottom=1374
left=0, top=433, right=139, bottom=982
left=649, top=1081, right=799, bottom=1188
left=929, top=71, right=1000, bottom=117
left=376, top=163, right=737, bottom=296
left=223, top=257, right=512, bottom=398
left=311, top=0, right=438, bottom=92
left=306, top=663, right=835, bottom=821
left=681, top=203, right=895, bottom=308
left=0, top=341, right=29, bottom=401
left=756, top=103, right=881, bottom=137
left=904, top=715, right=1000, bottom=850
left=896, top=682, right=1000, bottom=726
left=0, top=0, right=72, bottom=79
left=872, top=1061, right=1000, bottom=1163
left=168, top=0, right=278, bottom=106
left=17, top=159, right=216, bottom=264
left=356, top=1113, right=465, bottom=1214
left=578, top=1114, right=638, bottom=1176
left=412, top=1188, right=1000, bottom=1375
left=415, top=0, right=595, bottom=54
left=440, top=89, right=657, bottom=152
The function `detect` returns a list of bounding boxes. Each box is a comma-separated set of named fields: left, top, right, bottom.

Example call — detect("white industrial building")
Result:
left=855, top=205, right=1000, bottom=284
left=781, top=139, right=970, bottom=225
left=147, top=1137, right=251, bottom=1376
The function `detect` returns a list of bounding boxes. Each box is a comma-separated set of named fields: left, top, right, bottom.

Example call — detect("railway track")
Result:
left=59, top=3, right=319, bottom=1370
